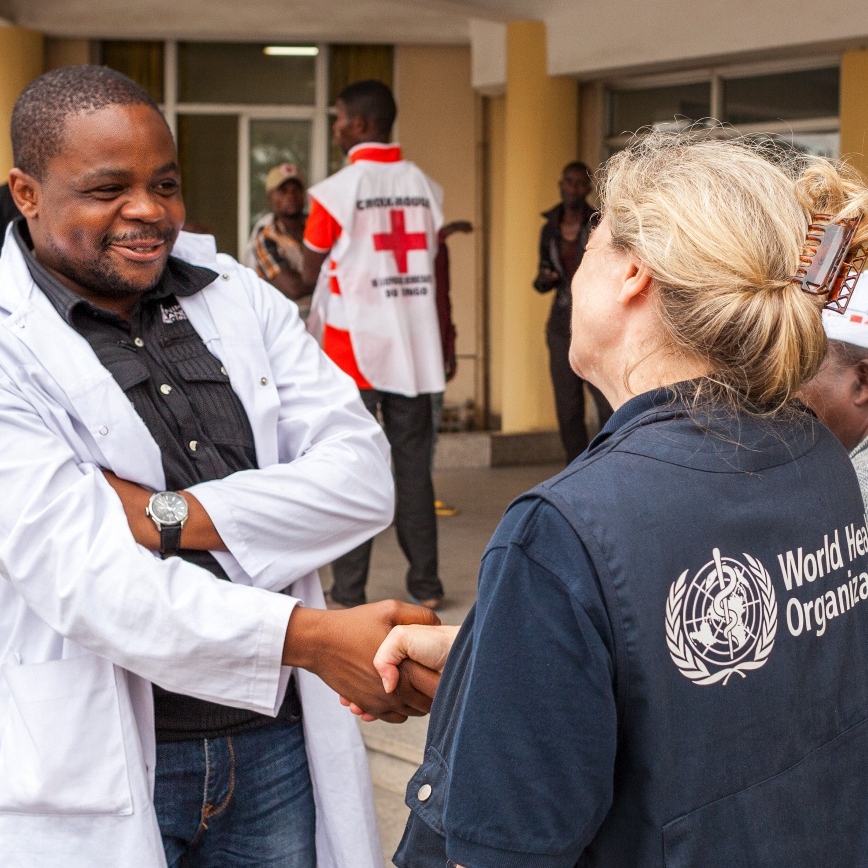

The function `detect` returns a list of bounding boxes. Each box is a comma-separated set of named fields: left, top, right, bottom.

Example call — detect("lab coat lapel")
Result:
left=0, top=239, right=165, bottom=489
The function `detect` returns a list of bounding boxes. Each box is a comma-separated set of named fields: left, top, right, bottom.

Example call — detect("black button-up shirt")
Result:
left=13, top=220, right=298, bottom=740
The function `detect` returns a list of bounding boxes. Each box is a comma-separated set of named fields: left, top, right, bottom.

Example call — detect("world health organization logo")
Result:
left=666, top=548, right=777, bottom=685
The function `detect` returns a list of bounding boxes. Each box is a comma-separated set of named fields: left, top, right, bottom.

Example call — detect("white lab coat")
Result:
left=0, top=229, right=393, bottom=867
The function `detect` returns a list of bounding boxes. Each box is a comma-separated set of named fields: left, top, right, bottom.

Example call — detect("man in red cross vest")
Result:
left=301, top=79, right=445, bottom=610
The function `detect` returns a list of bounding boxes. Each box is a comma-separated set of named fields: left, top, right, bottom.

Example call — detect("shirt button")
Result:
left=221, top=273, right=230, bottom=281
left=417, top=784, right=432, bottom=802
left=189, top=440, right=199, bottom=452
left=160, top=384, right=172, bottom=395
left=98, top=426, right=108, bottom=435
left=134, top=337, right=144, bottom=347
left=260, top=377, right=268, bottom=386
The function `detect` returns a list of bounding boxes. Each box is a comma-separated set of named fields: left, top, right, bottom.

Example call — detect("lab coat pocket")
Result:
left=0, top=654, right=133, bottom=815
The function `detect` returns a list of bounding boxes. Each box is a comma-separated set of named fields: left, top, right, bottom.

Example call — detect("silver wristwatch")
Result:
left=145, top=491, right=189, bottom=558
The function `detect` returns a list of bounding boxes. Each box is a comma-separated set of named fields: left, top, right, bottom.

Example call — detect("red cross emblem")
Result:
left=372, top=209, right=427, bottom=274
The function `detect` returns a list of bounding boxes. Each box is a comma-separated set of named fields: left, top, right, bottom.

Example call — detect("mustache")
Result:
left=102, top=228, right=177, bottom=247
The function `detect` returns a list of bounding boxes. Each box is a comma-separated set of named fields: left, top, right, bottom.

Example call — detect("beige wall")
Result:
left=500, top=21, right=577, bottom=434
left=486, top=95, right=506, bottom=423
left=395, top=45, right=481, bottom=416
left=0, top=26, right=44, bottom=175
left=841, top=49, right=868, bottom=181
left=547, top=0, right=868, bottom=78
left=44, top=37, right=93, bottom=71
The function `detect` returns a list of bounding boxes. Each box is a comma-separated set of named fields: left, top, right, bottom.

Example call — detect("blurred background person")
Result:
left=301, top=80, right=446, bottom=611
left=534, top=160, right=612, bottom=462
left=432, top=219, right=472, bottom=517
left=801, top=273, right=868, bottom=500
left=246, top=162, right=311, bottom=316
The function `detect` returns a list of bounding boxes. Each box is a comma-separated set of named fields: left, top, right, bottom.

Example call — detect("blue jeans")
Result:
left=154, top=719, right=316, bottom=868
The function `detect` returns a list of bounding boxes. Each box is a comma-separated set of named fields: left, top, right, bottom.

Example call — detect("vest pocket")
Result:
left=662, top=715, right=868, bottom=867
left=0, top=654, right=133, bottom=816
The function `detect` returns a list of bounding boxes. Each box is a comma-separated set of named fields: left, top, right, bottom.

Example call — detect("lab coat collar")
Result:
left=0, top=233, right=221, bottom=490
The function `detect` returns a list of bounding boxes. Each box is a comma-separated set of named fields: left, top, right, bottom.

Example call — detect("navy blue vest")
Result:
left=397, top=399, right=868, bottom=867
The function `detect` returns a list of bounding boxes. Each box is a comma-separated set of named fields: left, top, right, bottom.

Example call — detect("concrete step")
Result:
left=434, top=430, right=564, bottom=470
left=362, top=719, right=428, bottom=864
left=360, top=717, right=426, bottom=795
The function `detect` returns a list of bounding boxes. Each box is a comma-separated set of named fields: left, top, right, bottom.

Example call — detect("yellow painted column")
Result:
left=500, top=20, right=577, bottom=433
left=0, top=25, right=44, bottom=176
left=841, top=50, right=868, bottom=181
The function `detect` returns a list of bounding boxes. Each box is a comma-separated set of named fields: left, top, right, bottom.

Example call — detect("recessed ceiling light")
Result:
left=263, top=46, right=319, bottom=56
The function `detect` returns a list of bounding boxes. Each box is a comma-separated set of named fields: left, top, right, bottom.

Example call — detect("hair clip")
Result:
left=791, top=214, right=868, bottom=314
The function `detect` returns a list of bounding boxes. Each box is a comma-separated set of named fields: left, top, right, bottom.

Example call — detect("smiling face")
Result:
left=12, top=102, right=184, bottom=317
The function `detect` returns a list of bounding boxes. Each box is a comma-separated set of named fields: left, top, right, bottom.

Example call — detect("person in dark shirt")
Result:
left=534, top=161, right=612, bottom=462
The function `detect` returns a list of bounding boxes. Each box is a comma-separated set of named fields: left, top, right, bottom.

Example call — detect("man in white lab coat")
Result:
left=0, top=65, right=436, bottom=868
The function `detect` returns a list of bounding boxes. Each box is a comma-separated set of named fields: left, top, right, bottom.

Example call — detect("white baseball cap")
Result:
left=823, top=272, right=868, bottom=349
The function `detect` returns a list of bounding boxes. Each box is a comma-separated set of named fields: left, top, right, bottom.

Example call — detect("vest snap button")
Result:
left=417, top=784, right=432, bottom=802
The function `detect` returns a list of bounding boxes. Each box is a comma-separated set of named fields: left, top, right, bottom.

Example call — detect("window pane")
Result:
left=249, top=119, right=312, bottom=232
left=177, top=114, right=239, bottom=255
left=102, top=41, right=164, bottom=103
left=178, top=43, right=316, bottom=105
left=760, top=131, right=840, bottom=160
left=723, top=68, right=839, bottom=125
left=610, top=83, right=710, bottom=136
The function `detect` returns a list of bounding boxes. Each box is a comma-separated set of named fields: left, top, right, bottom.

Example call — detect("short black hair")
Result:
left=337, top=79, right=397, bottom=138
left=562, top=161, right=591, bottom=177
left=11, top=65, right=163, bottom=180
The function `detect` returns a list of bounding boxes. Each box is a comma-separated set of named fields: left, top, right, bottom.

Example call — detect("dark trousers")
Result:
left=330, top=389, right=443, bottom=606
left=547, top=328, right=612, bottom=463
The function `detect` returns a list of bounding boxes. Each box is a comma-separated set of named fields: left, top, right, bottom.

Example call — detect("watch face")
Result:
left=150, top=492, right=189, bottom=524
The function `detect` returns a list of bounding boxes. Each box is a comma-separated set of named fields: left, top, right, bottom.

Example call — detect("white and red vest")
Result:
left=304, top=144, right=445, bottom=397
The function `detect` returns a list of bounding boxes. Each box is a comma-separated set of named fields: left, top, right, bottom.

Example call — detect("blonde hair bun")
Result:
left=598, top=130, right=868, bottom=411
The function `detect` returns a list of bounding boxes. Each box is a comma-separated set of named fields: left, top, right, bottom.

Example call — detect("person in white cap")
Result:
left=245, top=163, right=310, bottom=313
left=801, top=273, right=868, bottom=500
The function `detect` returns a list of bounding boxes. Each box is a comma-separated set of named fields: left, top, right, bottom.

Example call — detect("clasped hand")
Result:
left=341, top=623, right=460, bottom=722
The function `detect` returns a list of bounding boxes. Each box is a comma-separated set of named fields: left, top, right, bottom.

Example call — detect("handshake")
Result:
left=282, top=599, right=459, bottom=723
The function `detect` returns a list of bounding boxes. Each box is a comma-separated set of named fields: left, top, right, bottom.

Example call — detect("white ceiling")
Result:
left=0, top=0, right=558, bottom=43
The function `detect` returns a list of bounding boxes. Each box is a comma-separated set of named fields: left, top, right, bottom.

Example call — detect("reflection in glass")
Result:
left=178, top=43, right=316, bottom=105
left=177, top=115, right=239, bottom=255
left=610, top=83, right=710, bottom=136
left=761, top=131, right=840, bottom=160
left=249, top=120, right=312, bottom=232
left=723, top=68, right=839, bottom=125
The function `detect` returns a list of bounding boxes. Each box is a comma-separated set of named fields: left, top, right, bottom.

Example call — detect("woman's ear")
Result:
left=617, top=259, right=653, bottom=305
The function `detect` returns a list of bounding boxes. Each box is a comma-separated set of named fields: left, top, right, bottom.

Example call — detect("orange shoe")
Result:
left=434, top=499, right=459, bottom=517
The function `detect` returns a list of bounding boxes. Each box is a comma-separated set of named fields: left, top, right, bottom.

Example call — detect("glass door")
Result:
left=245, top=118, right=313, bottom=248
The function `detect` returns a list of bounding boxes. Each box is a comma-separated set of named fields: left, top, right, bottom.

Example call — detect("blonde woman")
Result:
left=367, top=133, right=868, bottom=867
